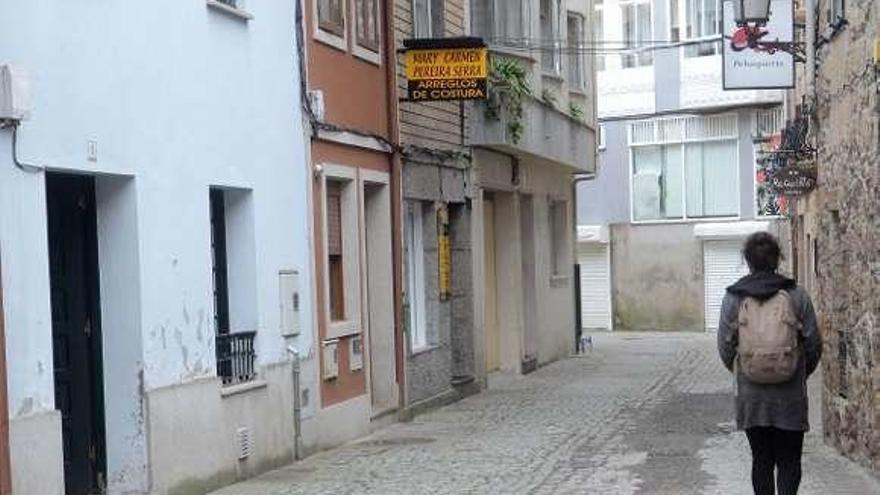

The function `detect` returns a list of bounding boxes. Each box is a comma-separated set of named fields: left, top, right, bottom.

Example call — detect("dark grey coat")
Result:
left=717, top=286, right=822, bottom=432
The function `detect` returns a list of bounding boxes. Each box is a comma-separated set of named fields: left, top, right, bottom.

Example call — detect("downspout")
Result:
left=382, top=0, right=407, bottom=417
left=0, top=252, right=11, bottom=495
left=571, top=173, right=596, bottom=353
left=805, top=0, right=817, bottom=107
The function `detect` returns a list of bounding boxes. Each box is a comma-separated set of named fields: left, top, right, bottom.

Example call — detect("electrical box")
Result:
left=349, top=335, right=363, bottom=372
left=279, top=270, right=301, bottom=336
left=322, top=340, right=339, bottom=380
left=0, top=65, right=31, bottom=121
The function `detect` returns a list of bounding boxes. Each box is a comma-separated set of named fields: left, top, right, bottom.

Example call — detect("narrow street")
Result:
left=211, top=333, right=880, bottom=495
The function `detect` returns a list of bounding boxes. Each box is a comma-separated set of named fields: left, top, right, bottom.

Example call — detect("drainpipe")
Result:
left=286, top=346, right=302, bottom=461
left=571, top=173, right=596, bottom=353
left=805, top=0, right=816, bottom=106
left=0, top=253, right=11, bottom=495
left=382, top=0, right=406, bottom=417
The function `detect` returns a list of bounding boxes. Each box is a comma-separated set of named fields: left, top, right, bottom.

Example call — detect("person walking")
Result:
left=718, top=232, right=822, bottom=495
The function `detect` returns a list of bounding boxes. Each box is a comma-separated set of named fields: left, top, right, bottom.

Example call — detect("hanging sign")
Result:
left=722, top=0, right=795, bottom=89
left=403, top=38, right=488, bottom=102
left=770, top=167, right=817, bottom=195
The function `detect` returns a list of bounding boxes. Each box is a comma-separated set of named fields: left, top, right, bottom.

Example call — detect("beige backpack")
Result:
left=738, top=290, right=801, bottom=384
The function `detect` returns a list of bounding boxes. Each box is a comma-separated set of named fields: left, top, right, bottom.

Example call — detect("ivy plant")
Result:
left=485, top=59, right=531, bottom=144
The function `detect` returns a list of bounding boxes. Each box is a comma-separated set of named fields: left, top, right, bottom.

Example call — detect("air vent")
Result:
left=236, top=427, right=253, bottom=460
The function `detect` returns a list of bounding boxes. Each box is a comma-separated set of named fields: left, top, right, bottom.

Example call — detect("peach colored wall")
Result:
left=306, top=0, right=391, bottom=140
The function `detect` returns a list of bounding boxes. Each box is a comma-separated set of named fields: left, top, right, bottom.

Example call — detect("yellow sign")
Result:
left=437, top=206, right=451, bottom=301
left=404, top=46, right=488, bottom=102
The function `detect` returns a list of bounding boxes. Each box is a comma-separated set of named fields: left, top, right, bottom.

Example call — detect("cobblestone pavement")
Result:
left=211, top=333, right=880, bottom=495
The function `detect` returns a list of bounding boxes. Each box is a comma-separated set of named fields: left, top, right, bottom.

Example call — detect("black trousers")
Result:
left=745, top=427, right=805, bottom=495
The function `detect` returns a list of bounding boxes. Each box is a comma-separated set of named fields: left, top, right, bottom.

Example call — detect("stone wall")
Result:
left=808, top=0, right=880, bottom=474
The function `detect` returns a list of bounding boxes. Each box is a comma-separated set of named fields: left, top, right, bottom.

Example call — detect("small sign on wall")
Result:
left=403, top=38, right=488, bottom=102
left=438, top=205, right=451, bottom=301
left=722, top=0, right=795, bottom=89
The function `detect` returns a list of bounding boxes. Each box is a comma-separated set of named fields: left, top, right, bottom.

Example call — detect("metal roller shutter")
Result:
left=704, top=240, right=750, bottom=331
left=579, top=243, right=612, bottom=330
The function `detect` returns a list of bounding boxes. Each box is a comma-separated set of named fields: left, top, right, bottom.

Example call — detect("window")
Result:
left=326, top=181, right=346, bottom=322
left=540, top=0, right=563, bottom=75
left=405, top=201, right=428, bottom=351
left=210, top=189, right=231, bottom=336
left=210, top=188, right=258, bottom=385
left=413, top=0, right=445, bottom=38
left=632, top=141, right=738, bottom=221
left=621, top=1, right=653, bottom=68
left=356, top=0, right=380, bottom=51
left=472, top=0, right=526, bottom=43
left=829, top=0, right=845, bottom=23
left=670, top=0, right=680, bottom=41
left=594, top=0, right=605, bottom=71
left=549, top=200, right=568, bottom=277
left=567, top=12, right=586, bottom=88
left=684, top=0, right=722, bottom=57
left=318, top=0, right=345, bottom=36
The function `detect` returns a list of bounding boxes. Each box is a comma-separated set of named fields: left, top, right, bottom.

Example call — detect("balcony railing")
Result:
left=216, top=331, right=257, bottom=386
left=755, top=106, right=786, bottom=138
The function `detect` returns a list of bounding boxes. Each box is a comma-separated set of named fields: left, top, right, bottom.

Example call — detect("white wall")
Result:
left=0, top=0, right=313, bottom=492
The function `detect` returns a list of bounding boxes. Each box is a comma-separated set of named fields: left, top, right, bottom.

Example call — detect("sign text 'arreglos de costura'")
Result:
left=405, top=46, right=488, bottom=102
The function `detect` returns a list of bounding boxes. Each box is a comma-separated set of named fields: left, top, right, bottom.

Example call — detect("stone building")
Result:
left=394, top=0, right=480, bottom=413
left=790, top=0, right=880, bottom=474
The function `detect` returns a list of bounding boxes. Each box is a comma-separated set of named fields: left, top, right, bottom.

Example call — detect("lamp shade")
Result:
left=732, top=0, right=772, bottom=25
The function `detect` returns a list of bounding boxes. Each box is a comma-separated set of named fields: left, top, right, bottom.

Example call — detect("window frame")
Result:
left=413, top=0, right=445, bottom=38
left=594, top=1, right=606, bottom=71
left=320, top=165, right=362, bottom=339
left=405, top=201, right=429, bottom=352
left=354, top=0, right=382, bottom=61
left=629, top=139, right=742, bottom=223
left=549, top=199, right=570, bottom=280
left=314, top=0, right=348, bottom=51
left=540, top=0, right=564, bottom=76
left=682, top=0, right=722, bottom=58
left=567, top=11, right=586, bottom=90
left=620, top=0, right=654, bottom=69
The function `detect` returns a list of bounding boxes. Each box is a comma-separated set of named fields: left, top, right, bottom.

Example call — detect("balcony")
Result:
left=471, top=95, right=596, bottom=174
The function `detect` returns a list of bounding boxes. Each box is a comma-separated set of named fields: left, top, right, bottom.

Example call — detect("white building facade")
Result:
left=578, top=0, right=790, bottom=332
left=0, top=2, right=313, bottom=494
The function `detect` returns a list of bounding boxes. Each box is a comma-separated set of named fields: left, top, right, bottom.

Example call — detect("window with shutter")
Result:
left=326, top=182, right=345, bottom=321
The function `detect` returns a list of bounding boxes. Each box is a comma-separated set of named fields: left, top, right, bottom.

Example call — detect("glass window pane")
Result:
left=663, top=145, right=684, bottom=218
left=633, top=146, right=663, bottom=220
left=637, top=3, right=653, bottom=65
left=541, top=0, right=555, bottom=72
left=685, top=141, right=738, bottom=217
left=431, top=0, right=445, bottom=37
left=414, top=0, right=430, bottom=37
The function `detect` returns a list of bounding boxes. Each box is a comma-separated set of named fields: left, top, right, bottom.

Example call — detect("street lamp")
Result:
left=732, top=0, right=771, bottom=26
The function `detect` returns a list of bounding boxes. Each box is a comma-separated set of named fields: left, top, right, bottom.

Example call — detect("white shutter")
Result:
left=703, top=240, right=750, bottom=331
left=579, top=244, right=612, bottom=330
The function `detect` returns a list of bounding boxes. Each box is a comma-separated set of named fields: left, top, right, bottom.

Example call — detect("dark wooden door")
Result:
left=46, top=174, right=106, bottom=495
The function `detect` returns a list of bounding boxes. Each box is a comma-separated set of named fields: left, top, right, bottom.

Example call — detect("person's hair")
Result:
left=743, top=232, right=782, bottom=273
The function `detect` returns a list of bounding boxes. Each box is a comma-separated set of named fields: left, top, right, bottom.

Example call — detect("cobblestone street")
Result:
left=211, top=333, right=880, bottom=495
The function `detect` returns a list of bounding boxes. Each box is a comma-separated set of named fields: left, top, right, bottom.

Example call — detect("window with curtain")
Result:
left=594, top=1, right=605, bottom=71
left=318, top=0, right=345, bottom=37
left=356, top=0, right=380, bottom=51
left=413, top=0, right=445, bottom=38
left=684, top=0, right=722, bottom=57
left=632, top=140, right=738, bottom=220
left=567, top=12, right=585, bottom=88
left=621, top=1, right=653, bottom=68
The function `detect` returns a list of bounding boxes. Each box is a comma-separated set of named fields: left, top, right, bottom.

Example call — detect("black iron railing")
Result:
left=216, top=331, right=257, bottom=386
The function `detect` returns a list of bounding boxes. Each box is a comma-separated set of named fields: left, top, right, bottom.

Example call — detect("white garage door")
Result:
left=579, top=243, right=612, bottom=330
left=704, top=240, right=750, bottom=331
